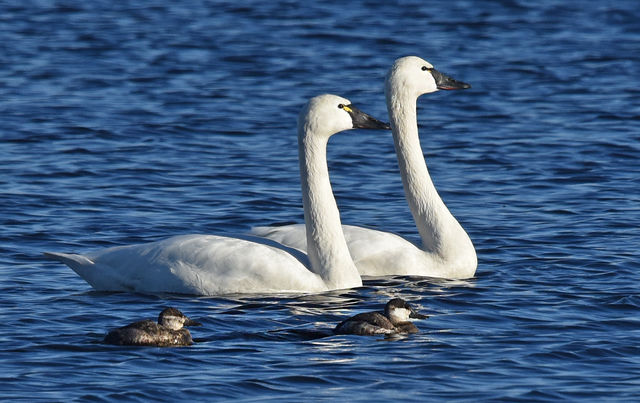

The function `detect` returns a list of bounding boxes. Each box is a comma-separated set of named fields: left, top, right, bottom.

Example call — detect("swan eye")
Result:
left=338, top=104, right=344, bottom=109
left=422, top=66, right=433, bottom=71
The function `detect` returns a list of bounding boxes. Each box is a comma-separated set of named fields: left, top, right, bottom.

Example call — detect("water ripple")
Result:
left=1, top=0, right=639, bottom=401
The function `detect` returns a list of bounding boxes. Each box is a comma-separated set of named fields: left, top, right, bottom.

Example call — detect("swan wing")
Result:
left=251, top=224, right=426, bottom=276
left=251, top=224, right=308, bottom=252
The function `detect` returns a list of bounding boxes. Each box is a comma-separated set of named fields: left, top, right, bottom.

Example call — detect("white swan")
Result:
left=44, top=94, right=390, bottom=295
left=252, top=57, right=477, bottom=279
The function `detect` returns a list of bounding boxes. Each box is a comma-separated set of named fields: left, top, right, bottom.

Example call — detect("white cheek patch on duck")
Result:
left=389, top=307, right=412, bottom=323
left=163, top=315, right=184, bottom=330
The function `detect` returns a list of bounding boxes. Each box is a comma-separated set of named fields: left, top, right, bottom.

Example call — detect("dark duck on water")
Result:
left=334, top=298, right=428, bottom=336
left=104, top=307, right=201, bottom=347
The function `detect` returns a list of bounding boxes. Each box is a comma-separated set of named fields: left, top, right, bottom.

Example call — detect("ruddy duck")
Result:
left=104, top=307, right=201, bottom=346
left=334, top=298, right=427, bottom=336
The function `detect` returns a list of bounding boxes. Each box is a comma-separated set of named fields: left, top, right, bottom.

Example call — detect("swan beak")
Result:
left=432, top=69, right=471, bottom=90
left=344, top=104, right=391, bottom=130
left=184, top=317, right=202, bottom=327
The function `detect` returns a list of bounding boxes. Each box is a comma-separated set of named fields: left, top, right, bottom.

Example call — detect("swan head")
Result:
left=385, top=298, right=429, bottom=324
left=299, top=94, right=390, bottom=139
left=385, top=56, right=470, bottom=99
left=157, top=307, right=201, bottom=330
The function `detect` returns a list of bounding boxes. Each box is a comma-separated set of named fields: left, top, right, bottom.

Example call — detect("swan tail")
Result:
left=44, top=251, right=134, bottom=292
left=43, top=252, right=95, bottom=272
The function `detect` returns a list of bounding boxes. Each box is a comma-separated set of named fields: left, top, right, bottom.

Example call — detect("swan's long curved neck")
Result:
left=386, top=90, right=474, bottom=265
left=298, top=127, right=361, bottom=289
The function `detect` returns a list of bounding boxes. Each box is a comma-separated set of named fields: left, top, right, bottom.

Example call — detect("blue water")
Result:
left=1, top=0, right=639, bottom=400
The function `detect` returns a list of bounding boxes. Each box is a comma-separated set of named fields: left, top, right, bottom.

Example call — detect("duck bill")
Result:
left=184, top=318, right=202, bottom=327
left=432, top=69, right=471, bottom=90
left=344, top=104, right=391, bottom=130
left=409, top=311, right=428, bottom=320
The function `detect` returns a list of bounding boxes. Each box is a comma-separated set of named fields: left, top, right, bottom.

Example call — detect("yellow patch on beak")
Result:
left=342, top=105, right=353, bottom=113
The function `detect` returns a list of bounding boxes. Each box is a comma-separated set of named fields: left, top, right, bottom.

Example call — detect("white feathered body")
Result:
left=45, top=234, right=330, bottom=294
left=252, top=224, right=475, bottom=278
